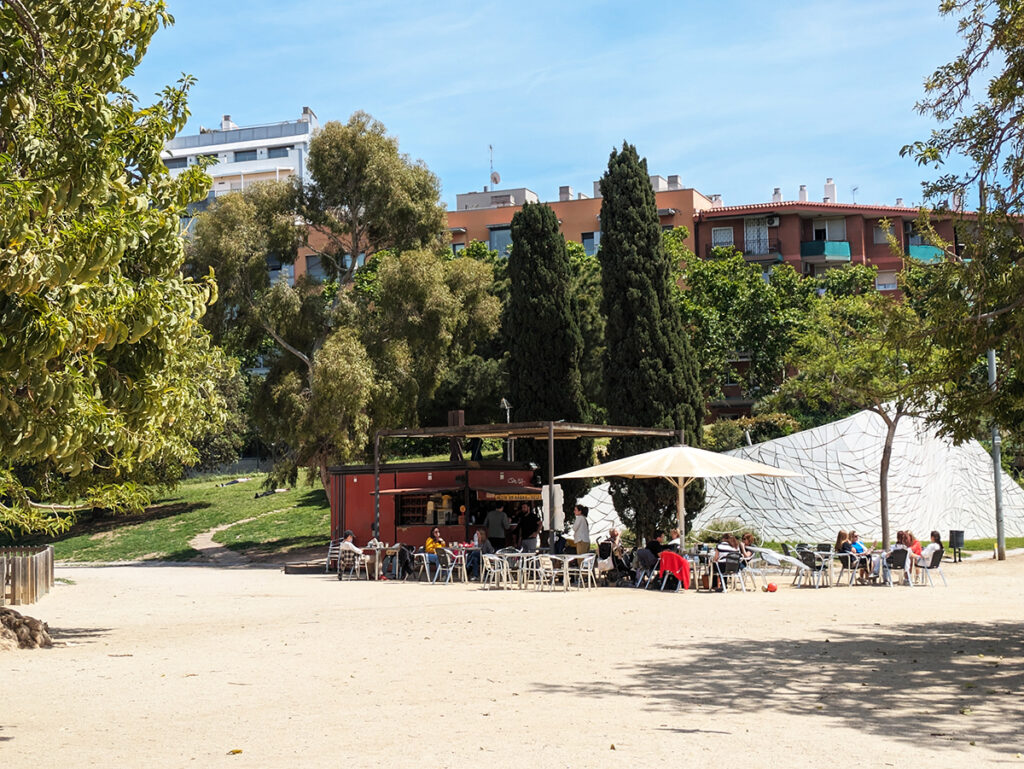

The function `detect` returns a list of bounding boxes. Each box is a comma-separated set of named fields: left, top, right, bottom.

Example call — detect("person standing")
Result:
left=484, top=505, right=511, bottom=549
left=572, top=505, right=590, bottom=554
left=519, top=504, right=542, bottom=552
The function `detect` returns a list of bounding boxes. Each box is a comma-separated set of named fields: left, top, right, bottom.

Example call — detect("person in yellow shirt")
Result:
left=425, top=526, right=446, bottom=566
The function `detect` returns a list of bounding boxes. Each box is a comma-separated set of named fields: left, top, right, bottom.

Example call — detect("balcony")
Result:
left=705, top=238, right=782, bottom=262
left=907, top=244, right=945, bottom=264
left=800, top=240, right=851, bottom=263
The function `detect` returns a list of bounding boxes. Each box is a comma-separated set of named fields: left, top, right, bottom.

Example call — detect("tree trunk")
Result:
left=318, top=458, right=330, bottom=497
left=879, top=418, right=899, bottom=549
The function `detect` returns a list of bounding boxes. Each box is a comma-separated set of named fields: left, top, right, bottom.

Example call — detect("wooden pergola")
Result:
left=372, top=421, right=681, bottom=537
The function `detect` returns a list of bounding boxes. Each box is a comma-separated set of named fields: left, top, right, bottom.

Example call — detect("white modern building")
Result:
left=162, top=107, right=319, bottom=206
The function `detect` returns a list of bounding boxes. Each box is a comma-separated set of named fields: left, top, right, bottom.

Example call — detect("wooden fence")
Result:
left=0, top=546, right=55, bottom=606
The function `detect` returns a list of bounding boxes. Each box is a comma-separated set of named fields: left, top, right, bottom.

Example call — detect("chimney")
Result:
left=824, top=177, right=837, bottom=203
left=577, top=192, right=589, bottom=200
left=667, top=175, right=683, bottom=190
left=798, top=184, right=808, bottom=202
left=952, top=190, right=964, bottom=211
left=709, top=194, right=724, bottom=208
left=559, top=185, right=574, bottom=202
left=593, top=181, right=602, bottom=198
left=221, top=114, right=237, bottom=131
left=772, top=187, right=783, bottom=203
left=896, top=197, right=904, bottom=207
left=483, top=185, right=488, bottom=193
left=649, top=175, right=668, bottom=192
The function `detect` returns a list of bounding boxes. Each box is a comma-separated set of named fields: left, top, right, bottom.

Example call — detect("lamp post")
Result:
left=988, top=348, right=1006, bottom=560
left=499, top=398, right=513, bottom=461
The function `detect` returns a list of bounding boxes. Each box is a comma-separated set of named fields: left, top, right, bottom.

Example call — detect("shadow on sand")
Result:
left=536, top=620, right=1023, bottom=754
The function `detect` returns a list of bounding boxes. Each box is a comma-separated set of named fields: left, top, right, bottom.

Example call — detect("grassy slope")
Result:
left=35, top=474, right=329, bottom=562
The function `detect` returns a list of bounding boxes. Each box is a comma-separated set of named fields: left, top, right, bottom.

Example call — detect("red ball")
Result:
left=767, top=583, right=778, bottom=592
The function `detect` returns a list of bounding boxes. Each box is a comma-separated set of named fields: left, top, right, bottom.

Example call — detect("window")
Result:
left=305, top=256, right=326, bottom=282
left=489, top=226, right=512, bottom=256
left=711, top=226, right=734, bottom=247
left=875, top=270, right=899, bottom=291
left=396, top=494, right=431, bottom=526
left=267, top=145, right=292, bottom=159
left=813, top=218, right=847, bottom=241
left=451, top=242, right=466, bottom=255
left=581, top=231, right=601, bottom=256
left=873, top=223, right=891, bottom=245
left=164, top=157, right=187, bottom=169
left=234, top=149, right=257, bottom=162
left=904, top=221, right=925, bottom=247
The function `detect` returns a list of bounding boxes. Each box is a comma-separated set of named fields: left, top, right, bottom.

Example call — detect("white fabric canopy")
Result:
left=556, top=445, right=799, bottom=536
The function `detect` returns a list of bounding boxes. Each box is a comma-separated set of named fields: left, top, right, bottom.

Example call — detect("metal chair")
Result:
left=325, top=540, right=341, bottom=573
left=917, top=547, right=947, bottom=587
left=834, top=551, right=860, bottom=586
left=713, top=553, right=745, bottom=592
left=434, top=548, right=467, bottom=584
left=568, top=553, right=597, bottom=589
left=337, top=548, right=368, bottom=581
left=797, top=549, right=829, bottom=588
left=883, top=548, right=912, bottom=587
left=533, top=555, right=562, bottom=591
left=413, top=549, right=435, bottom=583
left=482, top=554, right=512, bottom=589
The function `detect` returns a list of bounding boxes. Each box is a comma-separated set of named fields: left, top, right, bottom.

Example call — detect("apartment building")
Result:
left=446, top=175, right=714, bottom=256
left=694, top=178, right=956, bottom=291
left=163, top=107, right=318, bottom=204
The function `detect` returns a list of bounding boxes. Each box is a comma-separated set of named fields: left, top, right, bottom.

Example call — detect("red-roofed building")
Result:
left=694, top=180, right=959, bottom=291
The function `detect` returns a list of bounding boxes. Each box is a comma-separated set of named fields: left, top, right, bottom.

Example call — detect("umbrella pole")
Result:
left=677, top=481, right=686, bottom=541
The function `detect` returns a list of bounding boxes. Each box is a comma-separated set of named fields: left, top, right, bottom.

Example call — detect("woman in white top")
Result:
left=916, top=530, right=943, bottom=569
left=572, top=505, right=591, bottom=554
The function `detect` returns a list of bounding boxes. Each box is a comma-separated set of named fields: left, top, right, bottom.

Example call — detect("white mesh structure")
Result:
left=574, top=482, right=623, bottom=542
left=691, top=410, right=1024, bottom=542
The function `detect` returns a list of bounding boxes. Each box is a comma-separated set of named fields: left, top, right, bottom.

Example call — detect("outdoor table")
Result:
left=548, top=553, right=590, bottom=589
left=497, top=552, right=535, bottom=588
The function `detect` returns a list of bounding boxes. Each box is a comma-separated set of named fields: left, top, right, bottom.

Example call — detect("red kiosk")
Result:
left=328, top=420, right=680, bottom=546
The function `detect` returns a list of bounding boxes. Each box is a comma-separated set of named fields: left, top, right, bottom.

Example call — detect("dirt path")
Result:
left=186, top=506, right=295, bottom=566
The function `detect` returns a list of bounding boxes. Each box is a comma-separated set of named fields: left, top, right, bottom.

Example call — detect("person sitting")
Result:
left=740, top=532, right=757, bottom=562
left=607, top=528, right=624, bottom=557
left=425, top=526, right=446, bottom=566
left=465, top=528, right=495, bottom=579
left=634, top=531, right=664, bottom=581
left=338, top=530, right=370, bottom=577
left=712, top=534, right=740, bottom=591
left=915, top=530, right=943, bottom=575
left=646, top=531, right=667, bottom=558
left=905, top=530, right=923, bottom=578
left=667, top=528, right=682, bottom=551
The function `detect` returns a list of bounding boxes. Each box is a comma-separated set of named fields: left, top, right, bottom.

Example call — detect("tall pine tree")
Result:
left=505, top=202, right=591, bottom=517
left=599, top=143, right=704, bottom=539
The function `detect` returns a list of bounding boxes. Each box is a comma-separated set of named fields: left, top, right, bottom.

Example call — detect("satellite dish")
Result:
left=490, top=171, right=501, bottom=186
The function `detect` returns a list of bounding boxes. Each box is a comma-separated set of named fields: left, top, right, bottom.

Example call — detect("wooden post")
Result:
left=0, top=555, right=6, bottom=606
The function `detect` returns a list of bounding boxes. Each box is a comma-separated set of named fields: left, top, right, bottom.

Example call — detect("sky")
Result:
left=130, top=0, right=964, bottom=210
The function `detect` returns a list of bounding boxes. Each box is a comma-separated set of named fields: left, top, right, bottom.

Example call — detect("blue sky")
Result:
left=132, top=0, right=962, bottom=209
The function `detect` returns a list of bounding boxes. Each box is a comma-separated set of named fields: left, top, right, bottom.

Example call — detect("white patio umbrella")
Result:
left=555, top=444, right=800, bottom=539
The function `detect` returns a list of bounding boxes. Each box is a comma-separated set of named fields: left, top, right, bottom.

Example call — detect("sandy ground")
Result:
left=3, top=555, right=1022, bottom=769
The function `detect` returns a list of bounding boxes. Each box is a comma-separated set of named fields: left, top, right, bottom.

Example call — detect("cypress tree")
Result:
left=505, top=202, right=591, bottom=515
left=598, top=142, right=705, bottom=539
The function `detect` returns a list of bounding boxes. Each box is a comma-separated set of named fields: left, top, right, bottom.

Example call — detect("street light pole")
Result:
left=988, top=348, right=1006, bottom=560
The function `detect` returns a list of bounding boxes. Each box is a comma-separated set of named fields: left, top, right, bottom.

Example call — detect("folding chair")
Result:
left=337, top=549, right=368, bottom=581
left=325, top=540, right=341, bottom=573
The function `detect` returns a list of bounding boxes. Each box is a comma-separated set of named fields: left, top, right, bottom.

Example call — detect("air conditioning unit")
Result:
left=765, top=216, right=780, bottom=227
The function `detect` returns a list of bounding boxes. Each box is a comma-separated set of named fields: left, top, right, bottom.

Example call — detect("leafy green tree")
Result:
left=776, top=293, right=946, bottom=546
left=703, top=413, right=800, bottom=452
left=598, top=143, right=705, bottom=538
left=300, top=112, right=447, bottom=284
left=900, top=0, right=1024, bottom=439
left=505, top=203, right=591, bottom=513
left=0, top=1, right=229, bottom=534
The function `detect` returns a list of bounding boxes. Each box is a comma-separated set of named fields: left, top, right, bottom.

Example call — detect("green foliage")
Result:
left=0, top=1, right=229, bottom=534
left=899, top=0, right=1024, bottom=438
left=10, top=475, right=329, bottom=562
left=812, top=263, right=879, bottom=298
left=598, top=143, right=705, bottom=538
left=674, top=249, right=807, bottom=400
left=505, top=202, right=591, bottom=511
left=703, top=413, right=801, bottom=452
left=300, top=112, right=447, bottom=283
left=775, top=292, right=946, bottom=544
left=566, top=240, right=606, bottom=422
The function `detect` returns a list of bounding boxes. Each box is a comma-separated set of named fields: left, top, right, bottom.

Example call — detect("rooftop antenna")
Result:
left=489, top=144, right=500, bottom=187
left=850, top=185, right=859, bottom=203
